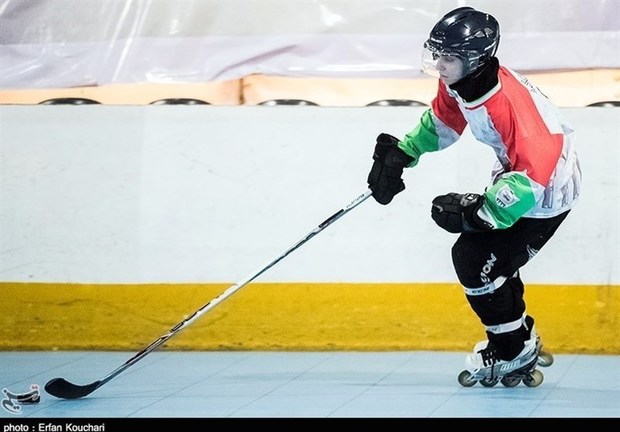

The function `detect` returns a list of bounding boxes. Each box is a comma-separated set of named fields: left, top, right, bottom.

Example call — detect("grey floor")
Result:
left=0, top=351, right=618, bottom=421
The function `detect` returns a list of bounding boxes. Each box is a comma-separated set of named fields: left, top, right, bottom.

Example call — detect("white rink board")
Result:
left=0, top=106, right=618, bottom=285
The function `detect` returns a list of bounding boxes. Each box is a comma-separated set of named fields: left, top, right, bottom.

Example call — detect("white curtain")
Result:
left=1, top=0, right=618, bottom=88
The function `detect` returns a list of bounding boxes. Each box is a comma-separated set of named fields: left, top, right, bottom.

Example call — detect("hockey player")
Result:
left=367, top=6, right=581, bottom=386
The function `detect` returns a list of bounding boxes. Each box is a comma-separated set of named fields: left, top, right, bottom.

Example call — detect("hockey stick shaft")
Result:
left=45, top=189, right=373, bottom=399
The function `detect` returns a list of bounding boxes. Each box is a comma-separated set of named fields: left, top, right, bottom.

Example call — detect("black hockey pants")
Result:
left=451, top=211, right=570, bottom=360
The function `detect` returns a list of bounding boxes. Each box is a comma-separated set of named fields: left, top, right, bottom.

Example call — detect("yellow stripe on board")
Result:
left=1, top=282, right=618, bottom=353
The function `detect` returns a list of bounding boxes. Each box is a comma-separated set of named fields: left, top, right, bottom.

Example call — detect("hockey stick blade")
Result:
left=44, top=378, right=102, bottom=400
left=44, top=189, right=373, bottom=399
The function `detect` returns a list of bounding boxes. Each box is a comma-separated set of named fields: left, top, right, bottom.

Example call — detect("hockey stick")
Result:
left=45, top=188, right=373, bottom=399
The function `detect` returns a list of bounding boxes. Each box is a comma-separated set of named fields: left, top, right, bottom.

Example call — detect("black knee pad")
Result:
left=466, top=277, right=525, bottom=326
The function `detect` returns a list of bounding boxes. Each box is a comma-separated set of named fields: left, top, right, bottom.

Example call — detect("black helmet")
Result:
left=423, top=7, right=500, bottom=76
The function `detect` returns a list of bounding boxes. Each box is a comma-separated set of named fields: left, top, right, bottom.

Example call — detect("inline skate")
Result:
left=458, top=324, right=553, bottom=388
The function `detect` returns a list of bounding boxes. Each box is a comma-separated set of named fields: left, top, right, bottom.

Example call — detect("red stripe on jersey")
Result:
left=483, top=68, right=563, bottom=186
left=432, top=82, right=467, bottom=134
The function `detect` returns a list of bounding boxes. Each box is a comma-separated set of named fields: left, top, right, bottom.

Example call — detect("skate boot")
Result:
left=457, top=335, right=544, bottom=388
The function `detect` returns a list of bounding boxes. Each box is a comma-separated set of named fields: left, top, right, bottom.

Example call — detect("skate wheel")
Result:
left=523, top=369, right=544, bottom=387
left=500, top=376, right=521, bottom=387
left=458, top=370, right=477, bottom=387
left=480, top=377, right=499, bottom=387
left=537, top=351, right=554, bottom=367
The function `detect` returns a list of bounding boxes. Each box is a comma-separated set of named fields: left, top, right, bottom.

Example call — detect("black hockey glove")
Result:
left=431, top=193, right=494, bottom=233
left=367, top=133, right=414, bottom=205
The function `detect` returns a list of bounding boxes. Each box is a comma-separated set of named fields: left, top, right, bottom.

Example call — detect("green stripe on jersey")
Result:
left=398, top=109, right=440, bottom=167
left=483, top=172, right=537, bottom=229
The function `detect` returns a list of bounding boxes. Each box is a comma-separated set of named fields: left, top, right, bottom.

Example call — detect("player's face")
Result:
left=436, top=55, right=465, bottom=85
left=421, top=47, right=467, bottom=85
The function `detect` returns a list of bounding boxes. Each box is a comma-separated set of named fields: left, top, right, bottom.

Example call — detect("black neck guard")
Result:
left=449, top=57, right=500, bottom=103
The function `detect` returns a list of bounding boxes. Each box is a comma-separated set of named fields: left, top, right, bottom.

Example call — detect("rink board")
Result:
left=2, top=282, right=618, bottom=354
